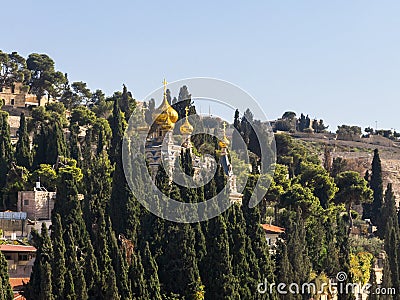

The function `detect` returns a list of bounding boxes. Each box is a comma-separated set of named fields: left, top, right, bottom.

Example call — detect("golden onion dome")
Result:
left=152, top=79, right=179, bottom=129
left=218, top=122, right=230, bottom=148
left=180, top=106, right=194, bottom=135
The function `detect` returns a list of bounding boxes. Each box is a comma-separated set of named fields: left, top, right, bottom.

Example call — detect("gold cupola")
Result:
left=180, top=106, right=194, bottom=135
left=153, top=79, right=179, bottom=130
left=218, top=122, right=230, bottom=148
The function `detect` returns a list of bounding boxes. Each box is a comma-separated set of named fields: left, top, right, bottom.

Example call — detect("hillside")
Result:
left=293, top=133, right=400, bottom=202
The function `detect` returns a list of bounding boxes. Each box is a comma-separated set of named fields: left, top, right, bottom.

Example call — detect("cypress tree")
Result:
left=141, top=242, right=162, bottom=300
left=204, top=215, right=239, bottom=300
left=40, top=261, right=54, bottom=300
left=241, top=176, right=276, bottom=299
left=0, top=111, right=12, bottom=206
left=226, top=205, right=252, bottom=299
left=368, top=263, right=378, bottom=300
left=381, top=257, right=392, bottom=296
left=69, top=122, right=81, bottom=163
left=109, top=96, right=125, bottom=164
left=96, top=213, right=120, bottom=300
left=63, top=271, right=76, bottom=300
left=33, top=119, right=66, bottom=167
left=380, top=183, right=398, bottom=239
left=51, top=214, right=66, bottom=300
left=129, top=252, right=149, bottom=300
left=107, top=217, right=132, bottom=299
left=0, top=250, right=13, bottom=300
left=64, top=226, right=88, bottom=300
left=275, top=241, right=294, bottom=300
left=370, top=149, right=384, bottom=233
left=15, top=113, right=32, bottom=169
left=25, top=223, right=53, bottom=300
left=158, top=223, right=203, bottom=299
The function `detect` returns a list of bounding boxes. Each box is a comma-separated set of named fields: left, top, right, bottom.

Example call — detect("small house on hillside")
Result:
left=260, top=224, right=285, bottom=248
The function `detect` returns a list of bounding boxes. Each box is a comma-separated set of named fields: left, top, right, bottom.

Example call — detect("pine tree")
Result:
left=15, top=113, right=32, bottom=169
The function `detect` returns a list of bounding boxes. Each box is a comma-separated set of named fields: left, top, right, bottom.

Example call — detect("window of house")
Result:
left=24, top=199, right=29, bottom=206
left=11, top=99, right=15, bottom=105
left=18, top=254, right=29, bottom=261
left=4, top=255, right=11, bottom=260
left=11, top=85, right=15, bottom=93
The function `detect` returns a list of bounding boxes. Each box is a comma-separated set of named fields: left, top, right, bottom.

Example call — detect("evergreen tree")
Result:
left=204, top=215, right=239, bottom=300
left=63, top=271, right=76, bottom=300
left=129, top=252, right=148, bottom=300
left=15, top=113, right=32, bottom=169
left=107, top=217, right=132, bottom=299
left=120, top=84, right=135, bottom=120
left=69, top=122, right=82, bottom=163
left=368, top=263, right=379, bottom=300
left=275, top=241, right=294, bottom=300
left=40, top=261, right=54, bottom=300
left=64, top=226, right=88, bottom=300
left=370, top=149, right=384, bottom=232
left=25, top=223, right=53, bottom=300
left=381, top=257, right=392, bottom=298
left=0, top=111, right=12, bottom=207
left=158, top=223, right=203, bottom=299
left=141, top=242, right=162, bottom=300
left=51, top=214, right=66, bottom=300
left=0, top=251, right=13, bottom=300
left=226, top=205, right=252, bottom=299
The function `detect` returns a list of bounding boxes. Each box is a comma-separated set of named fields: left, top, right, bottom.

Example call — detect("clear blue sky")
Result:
left=2, top=0, right=400, bottom=131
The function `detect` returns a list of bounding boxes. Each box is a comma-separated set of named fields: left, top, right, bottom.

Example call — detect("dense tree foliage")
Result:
left=0, top=52, right=393, bottom=299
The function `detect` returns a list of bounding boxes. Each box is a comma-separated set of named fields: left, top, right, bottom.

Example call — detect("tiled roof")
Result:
left=260, top=224, right=285, bottom=234
left=0, top=245, right=36, bottom=252
left=9, top=277, right=29, bottom=289
left=13, top=293, right=26, bottom=300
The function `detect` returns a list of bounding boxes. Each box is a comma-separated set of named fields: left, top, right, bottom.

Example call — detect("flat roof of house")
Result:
left=260, top=224, right=285, bottom=234
left=0, top=245, right=36, bottom=252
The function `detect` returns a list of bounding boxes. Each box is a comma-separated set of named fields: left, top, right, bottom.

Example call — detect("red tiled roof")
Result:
left=9, top=277, right=29, bottom=289
left=0, top=245, right=36, bottom=252
left=13, top=293, right=26, bottom=300
left=260, top=224, right=285, bottom=234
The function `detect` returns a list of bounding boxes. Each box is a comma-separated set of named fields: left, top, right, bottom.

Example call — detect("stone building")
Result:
left=17, top=182, right=56, bottom=221
left=0, top=82, right=48, bottom=107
